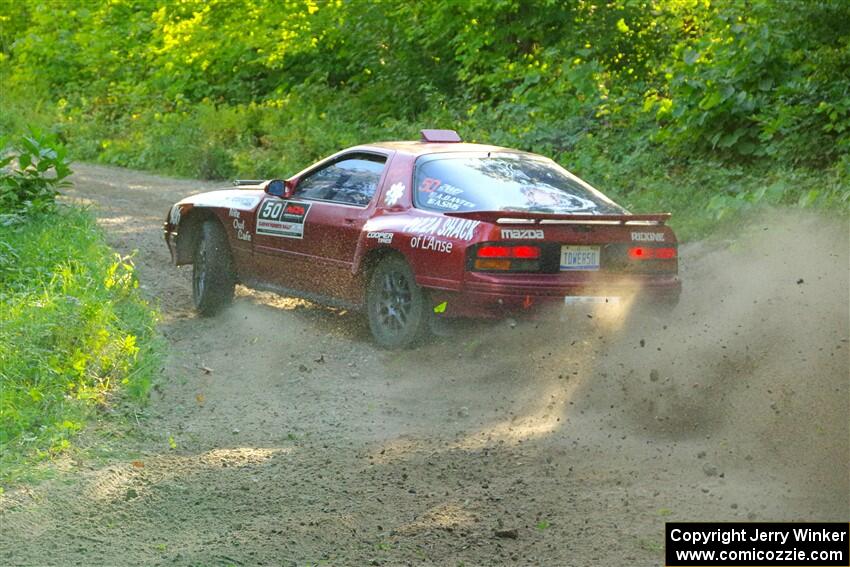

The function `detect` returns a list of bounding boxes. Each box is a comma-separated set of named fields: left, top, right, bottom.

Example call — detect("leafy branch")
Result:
left=1, top=128, right=72, bottom=221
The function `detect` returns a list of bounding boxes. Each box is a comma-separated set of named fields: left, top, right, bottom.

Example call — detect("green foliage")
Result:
left=0, top=0, right=847, bottom=232
left=658, top=0, right=850, bottom=163
left=0, top=208, right=161, bottom=483
left=0, top=129, right=72, bottom=218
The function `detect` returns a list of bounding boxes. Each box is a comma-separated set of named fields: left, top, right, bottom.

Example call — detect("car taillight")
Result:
left=654, top=247, right=677, bottom=260
left=478, top=245, right=511, bottom=258
left=512, top=245, right=540, bottom=259
left=472, top=244, right=541, bottom=272
left=628, top=246, right=677, bottom=260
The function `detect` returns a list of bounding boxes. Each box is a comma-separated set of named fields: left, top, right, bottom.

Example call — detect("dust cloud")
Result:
left=582, top=210, right=850, bottom=513
left=447, top=209, right=850, bottom=517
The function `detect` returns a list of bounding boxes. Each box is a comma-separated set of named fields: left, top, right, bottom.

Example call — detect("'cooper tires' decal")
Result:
left=256, top=200, right=311, bottom=239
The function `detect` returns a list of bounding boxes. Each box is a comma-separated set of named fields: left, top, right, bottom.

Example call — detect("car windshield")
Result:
left=413, top=154, right=627, bottom=214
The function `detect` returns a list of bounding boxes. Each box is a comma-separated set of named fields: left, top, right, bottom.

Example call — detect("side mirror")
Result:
left=264, top=179, right=286, bottom=198
left=263, top=179, right=297, bottom=199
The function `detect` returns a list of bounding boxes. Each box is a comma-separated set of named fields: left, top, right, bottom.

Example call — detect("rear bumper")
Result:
left=430, top=272, right=681, bottom=318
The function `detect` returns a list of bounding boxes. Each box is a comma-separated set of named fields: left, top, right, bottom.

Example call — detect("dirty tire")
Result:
left=193, top=220, right=235, bottom=316
left=366, top=255, right=430, bottom=349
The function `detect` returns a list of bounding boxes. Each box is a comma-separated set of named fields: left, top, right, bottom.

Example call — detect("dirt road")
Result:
left=1, top=163, right=848, bottom=566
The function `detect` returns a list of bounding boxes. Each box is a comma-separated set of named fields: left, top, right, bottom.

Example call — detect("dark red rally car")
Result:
left=164, top=129, right=680, bottom=348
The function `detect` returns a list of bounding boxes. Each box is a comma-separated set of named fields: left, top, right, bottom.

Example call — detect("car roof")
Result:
left=349, top=140, right=535, bottom=157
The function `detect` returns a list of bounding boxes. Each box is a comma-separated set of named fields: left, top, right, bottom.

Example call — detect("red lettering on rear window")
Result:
left=419, top=177, right=442, bottom=193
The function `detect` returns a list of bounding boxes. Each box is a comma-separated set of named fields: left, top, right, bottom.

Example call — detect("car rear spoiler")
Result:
left=443, top=211, right=671, bottom=225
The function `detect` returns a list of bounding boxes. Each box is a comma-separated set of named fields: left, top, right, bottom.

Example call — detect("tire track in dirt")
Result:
left=1, top=163, right=847, bottom=566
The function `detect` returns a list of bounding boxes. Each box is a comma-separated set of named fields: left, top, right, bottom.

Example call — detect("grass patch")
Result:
left=0, top=207, right=161, bottom=485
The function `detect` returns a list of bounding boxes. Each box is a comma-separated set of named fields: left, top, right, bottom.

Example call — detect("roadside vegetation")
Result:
left=0, top=0, right=846, bottom=480
left=1, top=0, right=847, bottom=240
left=0, top=131, right=160, bottom=484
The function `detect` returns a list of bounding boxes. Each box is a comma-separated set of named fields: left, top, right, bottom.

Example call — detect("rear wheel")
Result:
left=366, top=256, right=430, bottom=349
left=193, top=220, right=235, bottom=316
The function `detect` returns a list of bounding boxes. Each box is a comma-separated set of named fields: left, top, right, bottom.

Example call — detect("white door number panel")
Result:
left=256, top=200, right=311, bottom=239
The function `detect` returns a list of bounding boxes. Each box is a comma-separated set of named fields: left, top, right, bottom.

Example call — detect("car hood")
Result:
left=176, top=188, right=264, bottom=211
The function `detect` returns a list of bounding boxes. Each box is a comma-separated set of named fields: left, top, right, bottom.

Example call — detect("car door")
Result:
left=252, top=152, right=389, bottom=303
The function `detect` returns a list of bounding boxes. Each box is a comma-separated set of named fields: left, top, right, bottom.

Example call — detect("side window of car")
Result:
left=296, top=155, right=386, bottom=206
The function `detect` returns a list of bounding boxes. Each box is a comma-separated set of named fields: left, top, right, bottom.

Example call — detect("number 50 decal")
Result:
left=261, top=201, right=283, bottom=219
left=256, top=199, right=311, bottom=239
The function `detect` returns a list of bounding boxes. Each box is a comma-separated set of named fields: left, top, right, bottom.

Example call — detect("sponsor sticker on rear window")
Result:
left=414, top=155, right=627, bottom=215
left=417, top=177, right=477, bottom=211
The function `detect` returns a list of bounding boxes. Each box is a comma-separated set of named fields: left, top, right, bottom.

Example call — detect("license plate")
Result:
left=560, top=245, right=600, bottom=271
left=564, top=296, right=620, bottom=305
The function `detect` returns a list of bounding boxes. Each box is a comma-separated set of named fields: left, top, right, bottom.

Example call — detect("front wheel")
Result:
left=193, top=220, right=235, bottom=316
left=366, top=256, right=430, bottom=349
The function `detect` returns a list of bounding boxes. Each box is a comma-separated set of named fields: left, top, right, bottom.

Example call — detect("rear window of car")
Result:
left=413, top=153, right=626, bottom=214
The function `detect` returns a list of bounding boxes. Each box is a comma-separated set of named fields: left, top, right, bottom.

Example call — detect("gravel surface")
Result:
left=1, top=163, right=847, bottom=566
